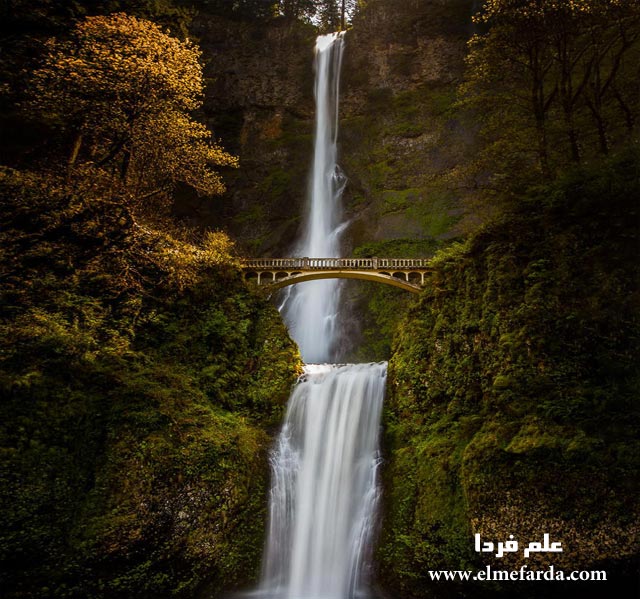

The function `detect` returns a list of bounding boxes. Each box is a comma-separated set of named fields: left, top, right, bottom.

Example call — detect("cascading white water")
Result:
left=280, top=32, right=347, bottom=364
left=252, top=32, right=385, bottom=599
left=260, top=363, right=386, bottom=599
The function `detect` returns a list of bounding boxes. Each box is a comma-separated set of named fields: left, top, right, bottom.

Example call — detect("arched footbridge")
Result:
left=241, top=258, right=433, bottom=293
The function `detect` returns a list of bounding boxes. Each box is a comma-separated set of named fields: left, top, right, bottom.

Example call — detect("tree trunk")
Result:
left=585, top=56, right=609, bottom=155
left=530, top=47, right=552, bottom=179
left=68, top=133, right=83, bottom=169
left=565, top=113, right=581, bottom=163
left=613, top=87, right=635, bottom=135
left=557, top=36, right=581, bottom=164
left=586, top=98, right=609, bottom=155
left=120, top=148, right=131, bottom=183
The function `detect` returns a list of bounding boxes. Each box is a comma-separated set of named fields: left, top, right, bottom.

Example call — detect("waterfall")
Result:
left=280, top=32, right=346, bottom=364
left=260, top=363, right=386, bottom=599
left=249, top=32, right=385, bottom=599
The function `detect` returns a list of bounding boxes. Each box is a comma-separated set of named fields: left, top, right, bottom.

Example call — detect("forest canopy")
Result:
left=192, top=0, right=362, bottom=28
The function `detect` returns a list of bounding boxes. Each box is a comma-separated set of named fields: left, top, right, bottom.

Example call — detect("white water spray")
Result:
left=280, top=32, right=347, bottom=364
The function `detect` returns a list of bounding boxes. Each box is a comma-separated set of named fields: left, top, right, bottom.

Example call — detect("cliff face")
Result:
left=181, top=15, right=317, bottom=256
left=340, top=0, right=474, bottom=251
left=186, top=0, right=475, bottom=259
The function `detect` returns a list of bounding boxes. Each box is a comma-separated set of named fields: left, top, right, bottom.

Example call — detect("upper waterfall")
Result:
left=279, top=32, right=346, bottom=364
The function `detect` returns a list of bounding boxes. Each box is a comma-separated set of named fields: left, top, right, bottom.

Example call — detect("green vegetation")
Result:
left=460, top=0, right=640, bottom=190
left=375, top=3, right=640, bottom=596
left=379, top=152, right=640, bottom=596
left=0, top=166, right=300, bottom=598
left=347, top=239, right=443, bottom=361
left=339, top=73, right=467, bottom=360
left=1, top=1, right=639, bottom=597
left=0, top=9, right=301, bottom=598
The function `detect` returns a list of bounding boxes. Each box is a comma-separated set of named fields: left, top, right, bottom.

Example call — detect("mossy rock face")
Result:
left=328, top=1, right=479, bottom=359
left=343, top=239, right=444, bottom=362
left=340, top=0, right=477, bottom=252
left=378, top=156, right=640, bottom=597
left=179, top=0, right=476, bottom=262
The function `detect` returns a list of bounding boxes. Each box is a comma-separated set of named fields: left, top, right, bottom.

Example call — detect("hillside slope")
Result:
left=0, top=169, right=301, bottom=598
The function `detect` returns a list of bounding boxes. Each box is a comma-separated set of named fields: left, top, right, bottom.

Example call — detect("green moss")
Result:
left=367, top=87, right=394, bottom=108
left=366, top=160, right=394, bottom=192
left=355, top=239, right=441, bottom=261
left=384, top=85, right=457, bottom=138
left=346, top=238, right=445, bottom=361
left=492, top=375, right=513, bottom=389
left=379, top=154, right=640, bottom=596
left=381, top=188, right=422, bottom=212
left=257, top=168, right=292, bottom=200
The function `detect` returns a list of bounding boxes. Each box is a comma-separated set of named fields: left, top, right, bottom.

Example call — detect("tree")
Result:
left=315, top=0, right=360, bottom=30
left=28, top=13, right=237, bottom=198
left=317, top=0, right=341, bottom=30
left=278, top=0, right=317, bottom=21
left=195, top=0, right=279, bottom=21
left=275, top=0, right=359, bottom=28
left=462, top=0, right=640, bottom=184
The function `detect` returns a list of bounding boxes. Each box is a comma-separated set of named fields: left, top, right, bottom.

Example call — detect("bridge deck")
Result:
left=242, top=257, right=431, bottom=270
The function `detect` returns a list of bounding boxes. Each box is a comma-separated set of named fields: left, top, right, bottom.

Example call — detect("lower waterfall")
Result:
left=258, top=363, right=386, bottom=599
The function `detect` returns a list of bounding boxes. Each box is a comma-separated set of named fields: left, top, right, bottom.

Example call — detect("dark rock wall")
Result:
left=179, top=15, right=317, bottom=255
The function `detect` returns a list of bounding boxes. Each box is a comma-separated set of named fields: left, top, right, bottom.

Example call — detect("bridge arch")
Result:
left=245, top=270, right=422, bottom=293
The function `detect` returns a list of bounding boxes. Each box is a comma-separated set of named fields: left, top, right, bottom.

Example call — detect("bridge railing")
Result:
left=242, top=257, right=432, bottom=270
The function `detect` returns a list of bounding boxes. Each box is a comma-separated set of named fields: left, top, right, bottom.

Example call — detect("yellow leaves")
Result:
left=129, top=109, right=238, bottom=197
left=27, top=12, right=237, bottom=200
left=155, top=230, right=236, bottom=290
left=31, top=13, right=203, bottom=123
left=201, top=231, right=236, bottom=265
left=34, top=14, right=202, bottom=112
left=479, top=0, right=639, bottom=24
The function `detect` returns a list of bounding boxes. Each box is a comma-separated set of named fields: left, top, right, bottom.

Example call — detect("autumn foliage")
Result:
left=28, top=13, right=238, bottom=199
